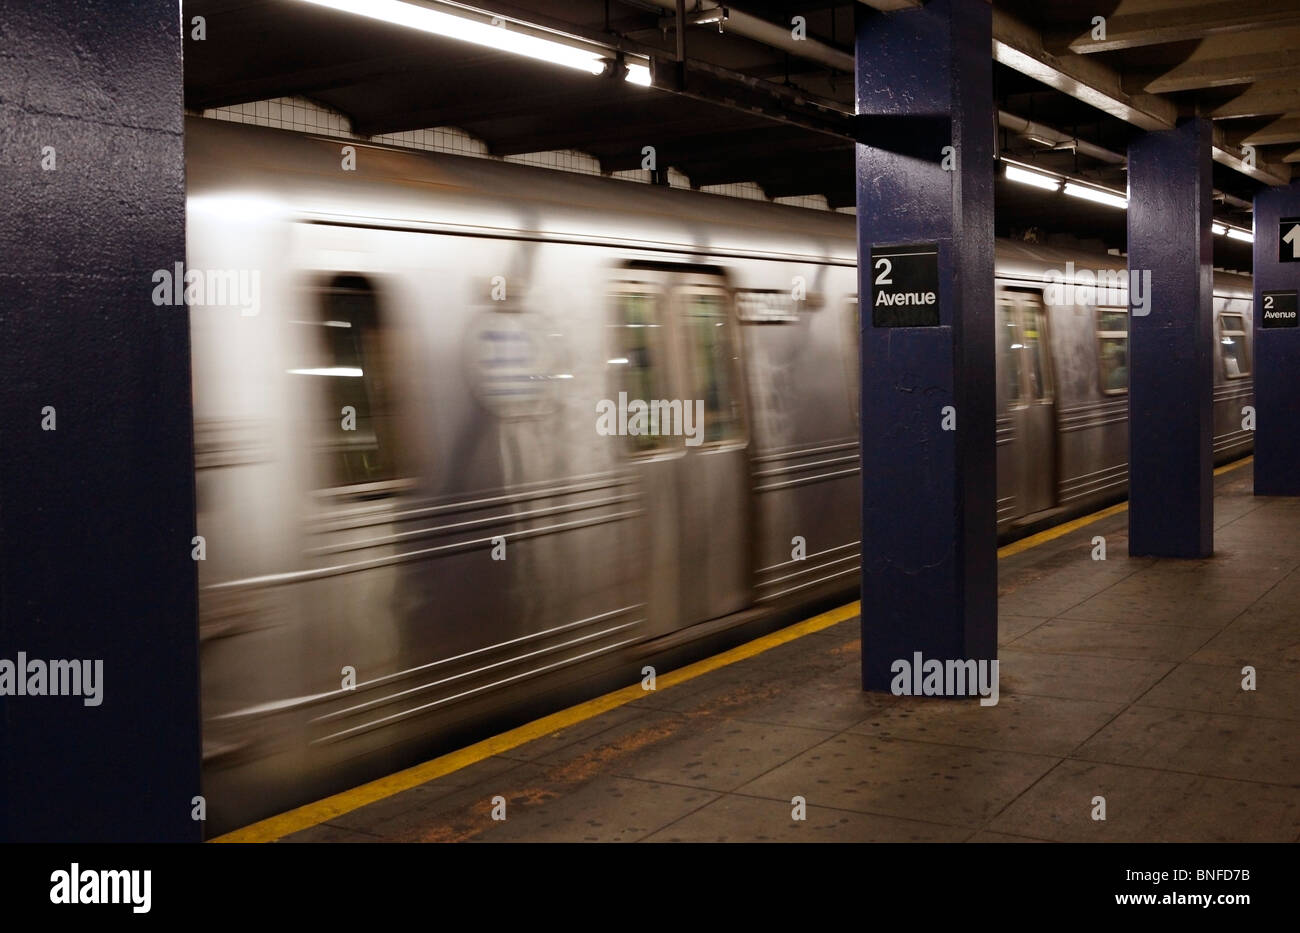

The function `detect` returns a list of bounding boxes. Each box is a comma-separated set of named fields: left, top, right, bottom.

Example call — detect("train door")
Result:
left=1001, top=289, right=1057, bottom=518
left=671, top=276, right=751, bottom=622
left=608, top=266, right=750, bottom=636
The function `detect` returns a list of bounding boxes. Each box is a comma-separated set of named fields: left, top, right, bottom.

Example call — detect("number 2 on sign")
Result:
left=874, top=258, right=893, bottom=285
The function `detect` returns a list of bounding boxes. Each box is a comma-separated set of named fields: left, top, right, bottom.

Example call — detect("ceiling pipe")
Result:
left=642, top=0, right=855, bottom=72
left=998, top=110, right=1124, bottom=165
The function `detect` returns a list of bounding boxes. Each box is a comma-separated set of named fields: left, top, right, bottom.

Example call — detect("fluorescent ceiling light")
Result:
left=1211, top=223, right=1227, bottom=235
left=288, top=367, right=364, bottom=377
left=1226, top=227, right=1254, bottom=243
left=1063, top=182, right=1128, bottom=210
left=299, top=0, right=620, bottom=77
left=626, top=64, right=652, bottom=86
left=1004, top=164, right=1060, bottom=191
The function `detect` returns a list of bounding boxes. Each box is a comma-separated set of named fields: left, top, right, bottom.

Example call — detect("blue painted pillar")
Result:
left=1127, top=119, right=1215, bottom=557
left=1252, top=181, right=1300, bottom=496
left=0, top=3, right=200, bottom=840
left=856, top=0, right=997, bottom=692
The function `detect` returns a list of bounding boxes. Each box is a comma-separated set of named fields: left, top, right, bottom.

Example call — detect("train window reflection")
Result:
left=1219, top=313, right=1250, bottom=379
left=682, top=289, right=744, bottom=444
left=612, top=291, right=673, bottom=453
left=1096, top=308, right=1128, bottom=394
left=297, top=275, right=400, bottom=487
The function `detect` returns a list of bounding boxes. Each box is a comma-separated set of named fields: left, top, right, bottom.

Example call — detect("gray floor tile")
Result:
left=1073, top=706, right=1300, bottom=786
left=644, top=793, right=967, bottom=842
left=848, top=692, right=1123, bottom=757
left=1058, top=593, right=1248, bottom=628
left=534, top=709, right=832, bottom=793
left=735, top=733, right=1057, bottom=828
left=990, top=759, right=1300, bottom=842
left=1136, top=662, right=1300, bottom=721
left=478, top=776, right=719, bottom=842
left=996, top=649, right=1172, bottom=703
left=999, top=615, right=1049, bottom=644
left=1009, top=618, right=1218, bottom=662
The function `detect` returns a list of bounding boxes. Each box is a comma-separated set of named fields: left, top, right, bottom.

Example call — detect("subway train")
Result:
left=187, top=117, right=1254, bottom=833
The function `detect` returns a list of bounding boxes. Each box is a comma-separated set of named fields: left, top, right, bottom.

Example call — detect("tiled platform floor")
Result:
left=285, top=463, right=1300, bottom=843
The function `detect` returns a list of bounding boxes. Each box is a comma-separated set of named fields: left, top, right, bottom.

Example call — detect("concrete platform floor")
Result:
left=283, top=462, right=1300, bottom=843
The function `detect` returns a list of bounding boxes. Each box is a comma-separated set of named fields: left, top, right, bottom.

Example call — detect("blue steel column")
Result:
left=856, top=0, right=996, bottom=691
left=0, top=3, right=199, bottom=840
left=1127, top=120, right=1215, bottom=557
left=1252, top=181, right=1300, bottom=496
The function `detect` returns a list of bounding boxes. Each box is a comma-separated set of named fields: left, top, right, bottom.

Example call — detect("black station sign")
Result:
left=1281, top=218, right=1300, bottom=263
left=871, top=242, right=940, bottom=327
left=1261, top=290, right=1298, bottom=328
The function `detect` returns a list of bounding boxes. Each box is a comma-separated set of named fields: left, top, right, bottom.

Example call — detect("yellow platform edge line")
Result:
left=212, top=454, right=1255, bottom=843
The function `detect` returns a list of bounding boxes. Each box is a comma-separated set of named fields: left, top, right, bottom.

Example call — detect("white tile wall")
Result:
left=775, top=194, right=830, bottom=211
left=503, top=150, right=602, bottom=176
left=699, top=181, right=768, bottom=201
left=195, top=95, right=834, bottom=211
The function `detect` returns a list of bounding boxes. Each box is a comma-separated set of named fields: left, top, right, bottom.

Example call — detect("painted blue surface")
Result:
left=856, top=0, right=997, bottom=692
left=1253, top=182, right=1300, bottom=496
left=0, top=2, right=199, bottom=841
left=1127, top=119, right=1215, bottom=558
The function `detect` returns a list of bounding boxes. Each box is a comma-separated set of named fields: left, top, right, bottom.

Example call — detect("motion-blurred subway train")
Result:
left=188, top=117, right=1254, bottom=833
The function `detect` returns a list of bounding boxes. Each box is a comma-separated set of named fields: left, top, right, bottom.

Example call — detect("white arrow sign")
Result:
left=1283, top=219, right=1300, bottom=262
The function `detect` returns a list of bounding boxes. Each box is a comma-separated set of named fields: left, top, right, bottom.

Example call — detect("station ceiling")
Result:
left=186, top=0, right=1300, bottom=271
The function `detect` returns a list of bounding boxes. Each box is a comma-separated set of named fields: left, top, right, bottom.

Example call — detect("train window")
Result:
left=682, top=288, right=744, bottom=444
left=611, top=291, right=673, bottom=453
left=1219, top=314, right=1250, bottom=379
left=1096, top=308, right=1129, bottom=394
left=998, top=304, right=1022, bottom=403
left=1020, top=310, right=1049, bottom=400
left=294, top=275, right=401, bottom=488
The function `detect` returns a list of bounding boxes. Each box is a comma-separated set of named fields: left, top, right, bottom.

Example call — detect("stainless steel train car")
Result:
left=188, top=117, right=1253, bottom=833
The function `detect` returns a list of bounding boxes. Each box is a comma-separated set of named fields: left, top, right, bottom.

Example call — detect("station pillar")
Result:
left=0, top=3, right=200, bottom=840
left=1251, top=181, right=1300, bottom=496
left=1127, top=119, right=1215, bottom=558
left=856, top=0, right=997, bottom=692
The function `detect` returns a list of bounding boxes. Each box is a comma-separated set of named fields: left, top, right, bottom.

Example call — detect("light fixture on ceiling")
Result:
left=1211, top=223, right=1227, bottom=235
left=1225, top=227, right=1254, bottom=243
left=1004, top=163, right=1060, bottom=191
left=297, top=0, right=650, bottom=83
left=689, top=7, right=729, bottom=26
left=1062, top=181, right=1128, bottom=210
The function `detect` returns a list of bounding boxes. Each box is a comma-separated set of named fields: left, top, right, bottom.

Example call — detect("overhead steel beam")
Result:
left=1143, top=27, right=1300, bottom=92
left=1067, top=0, right=1300, bottom=54
left=1241, top=114, right=1300, bottom=147
left=993, top=8, right=1291, bottom=185
left=1212, top=80, right=1300, bottom=120
left=993, top=8, right=1176, bottom=131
